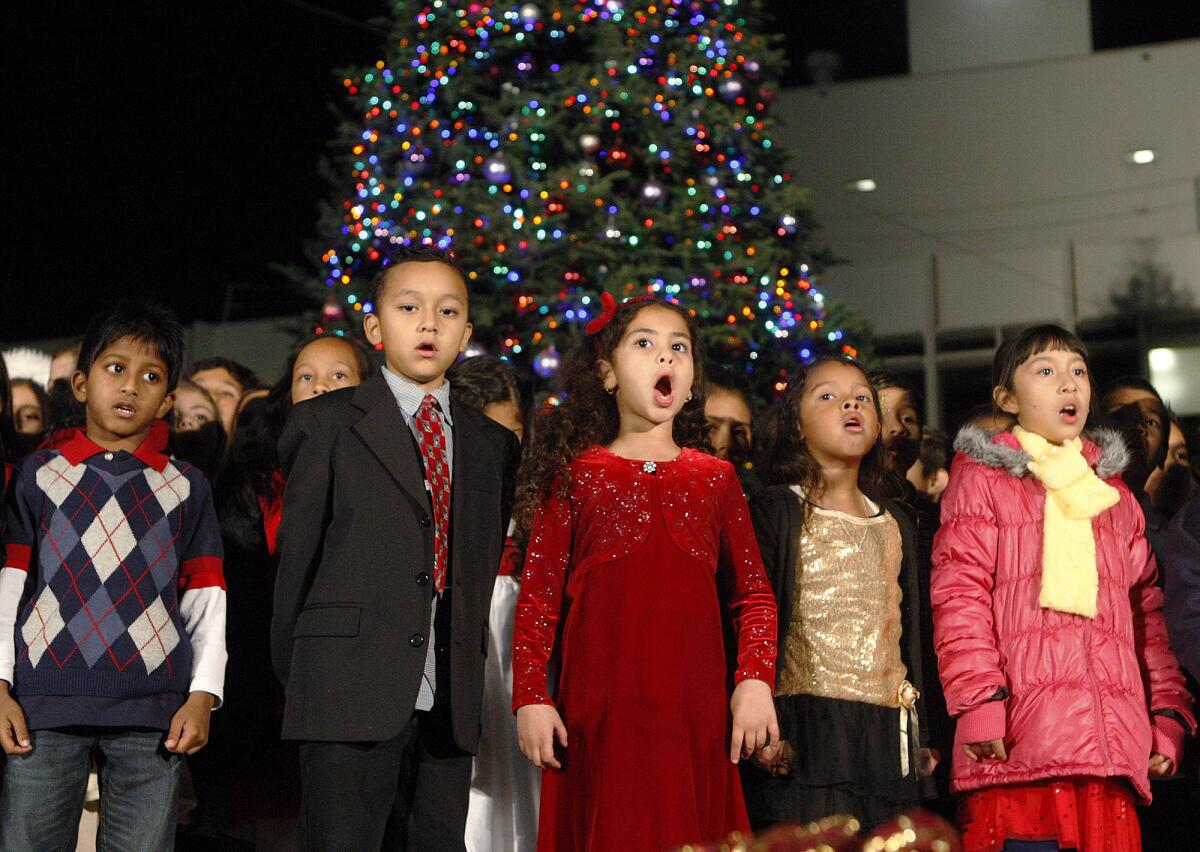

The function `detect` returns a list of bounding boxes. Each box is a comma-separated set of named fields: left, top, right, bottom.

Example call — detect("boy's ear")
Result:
left=457, top=321, right=474, bottom=354
left=156, top=391, right=176, bottom=421
left=363, top=312, right=382, bottom=347
left=993, top=385, right=1019, bottom=416
left=71, top=369, right=88, bottom=404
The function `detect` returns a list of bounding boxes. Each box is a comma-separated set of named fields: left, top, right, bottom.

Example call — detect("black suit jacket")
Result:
left=271, top=372, right=519, bottom=749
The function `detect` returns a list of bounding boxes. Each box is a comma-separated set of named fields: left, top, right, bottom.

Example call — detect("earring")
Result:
left=606, top=386, right=616, bottom=395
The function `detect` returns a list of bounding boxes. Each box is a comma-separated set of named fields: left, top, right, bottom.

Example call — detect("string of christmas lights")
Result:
left=314, top=0, right=863, bottom=392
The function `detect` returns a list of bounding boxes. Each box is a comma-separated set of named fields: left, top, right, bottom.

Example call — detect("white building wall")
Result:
left=774, top=38, right=1200, bottom=420
left=908, top=0, right=1092, bottom=74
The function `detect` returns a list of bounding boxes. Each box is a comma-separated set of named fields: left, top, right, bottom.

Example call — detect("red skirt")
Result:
left=959, top=777, right=1140, bottom=851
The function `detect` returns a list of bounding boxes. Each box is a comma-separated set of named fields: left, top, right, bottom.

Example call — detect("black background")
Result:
left=5, top=1, right=1195, bottom=339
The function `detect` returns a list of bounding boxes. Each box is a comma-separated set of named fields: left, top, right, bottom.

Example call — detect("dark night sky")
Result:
left=5, top=1, right=1196, bottom=340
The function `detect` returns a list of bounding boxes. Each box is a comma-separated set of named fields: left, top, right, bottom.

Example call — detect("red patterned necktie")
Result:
left=414, top=394, right=451, bottom=592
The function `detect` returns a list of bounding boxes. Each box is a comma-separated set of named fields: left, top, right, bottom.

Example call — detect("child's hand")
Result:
left=752, top=739, right=793, bottom=776
left=963, top=738, right=1007, bottom=762
left=0, top=683, right=32, bottom=755
left=517, top=703, right=568, bottom=769
left=165, top=691, right=215, bottom=755
left=1149, top=753, right=1174, bottom=777
left=920, top=747, right=940, bottom=777
left=730, top=678, right=780, bottom=764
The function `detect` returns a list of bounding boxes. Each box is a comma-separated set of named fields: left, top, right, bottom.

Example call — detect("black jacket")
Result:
left=271, top=372, right=519, bottom=749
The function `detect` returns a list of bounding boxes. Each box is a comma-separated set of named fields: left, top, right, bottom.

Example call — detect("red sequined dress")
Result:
left=959, top=777, right=1142, bottom=851
left=512, top=446, right=778, bottom=852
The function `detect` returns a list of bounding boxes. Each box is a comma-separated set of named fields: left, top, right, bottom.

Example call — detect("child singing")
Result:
left=512, top=294, right=778, bottom=851
left=742, top=357, right=931, bottom=831
left=933, top=325, right=1195, bottom=851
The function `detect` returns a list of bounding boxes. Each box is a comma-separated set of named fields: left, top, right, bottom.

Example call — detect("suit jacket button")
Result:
left=409, top=633, right=425, bottom=648
left=416, top=572, right=430, bottom=587
left=420, top=515, right=432, bottom=527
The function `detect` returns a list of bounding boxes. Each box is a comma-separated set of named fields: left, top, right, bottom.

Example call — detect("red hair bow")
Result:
left=585, top=291, right=618, bottom=336
left=585, top=291, right=656, bottom=336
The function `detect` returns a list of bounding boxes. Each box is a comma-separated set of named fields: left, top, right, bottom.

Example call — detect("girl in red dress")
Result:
left=511, top=294, right=779, bottom=852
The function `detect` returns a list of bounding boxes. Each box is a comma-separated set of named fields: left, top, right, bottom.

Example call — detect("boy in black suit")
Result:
left=272, top=245, right=520, bottom=851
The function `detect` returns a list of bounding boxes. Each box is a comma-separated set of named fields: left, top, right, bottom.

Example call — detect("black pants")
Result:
left=296, top=704, right=472, bottom=852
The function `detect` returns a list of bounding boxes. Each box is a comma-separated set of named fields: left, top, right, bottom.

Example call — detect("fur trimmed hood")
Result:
left=953, top=424, right=1130, bottom=481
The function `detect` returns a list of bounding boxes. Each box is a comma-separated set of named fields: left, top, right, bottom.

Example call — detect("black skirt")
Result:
left=741, top=692, right=923, bottom=832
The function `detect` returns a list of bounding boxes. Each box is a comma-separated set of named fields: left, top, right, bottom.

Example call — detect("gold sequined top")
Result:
left=776, top=489, right=907, bottom=707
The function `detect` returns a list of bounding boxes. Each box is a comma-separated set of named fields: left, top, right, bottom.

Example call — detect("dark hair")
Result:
left=1101, top=375, right=1162, bottom=407
left=370, top=244, right=469, bottom=308
left=705, top=366, right=757, bottom=416
left=184, top=357, right=261, bottom=394
left=78, top=301, right=186, bottom=392
left=1099, top=374, right=1169, bottom=471
left=962, top=401, right=1016, bottom=432
left=514, top=299, right=709, bottom=534
left=43, top=379, right=87, bottom=434
left=870, top=370, right=923, bottom=422
left=992, top=324, right=1091, bottom=400
left=213, top=395, right=278, bottom=547
left=447, top=355, right=521, bottom=411
left=759, top=356, right=897, bottom=504
left=919, top=426, right=950, bottom=474
left=0, top=355, right=17, bottom=464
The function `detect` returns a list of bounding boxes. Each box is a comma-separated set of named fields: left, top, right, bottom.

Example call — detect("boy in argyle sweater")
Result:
left=0, top=302, right=226, bottom=850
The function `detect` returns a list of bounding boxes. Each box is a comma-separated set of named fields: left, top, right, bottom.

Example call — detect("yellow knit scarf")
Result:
left=1013, top=427, right=1120, bottom=618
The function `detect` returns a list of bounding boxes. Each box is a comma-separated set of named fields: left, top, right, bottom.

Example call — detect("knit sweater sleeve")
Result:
left=177, top=470, right=227, bottom=706
left=1, top=457, right=38, bottom=687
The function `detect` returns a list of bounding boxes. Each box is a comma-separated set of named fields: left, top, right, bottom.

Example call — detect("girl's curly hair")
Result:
left=514, top=299, right=710, bottom=534
left=758, top=356, right=902, bottom=509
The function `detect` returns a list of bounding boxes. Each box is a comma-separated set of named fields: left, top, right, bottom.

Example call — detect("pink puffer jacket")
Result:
left=931, top=426, right=1195, bottom=803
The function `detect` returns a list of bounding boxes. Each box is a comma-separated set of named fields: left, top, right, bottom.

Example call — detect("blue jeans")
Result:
left=0, top=728, right=181, bottom=851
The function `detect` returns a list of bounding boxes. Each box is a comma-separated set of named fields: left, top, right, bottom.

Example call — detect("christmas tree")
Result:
left=312, top=0, right=867, bottom=395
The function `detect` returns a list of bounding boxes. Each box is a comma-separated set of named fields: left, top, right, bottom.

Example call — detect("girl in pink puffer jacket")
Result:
left=931, top=325, right=1194, bottom=851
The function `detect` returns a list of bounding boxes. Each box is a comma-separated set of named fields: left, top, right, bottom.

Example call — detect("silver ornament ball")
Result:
left=640, top=178, right=666, bottom=203
left=719, top=77, right=745, bottom=99
left=484, top=154, right=512, bottom=183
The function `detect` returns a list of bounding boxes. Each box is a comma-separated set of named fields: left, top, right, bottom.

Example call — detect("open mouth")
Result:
left=113, top=402, right=136, bottom=418
left=843, top=414, right=864, bottom=433
left=1059, top=403, right=1079, bottom=422
left=652, top=373, right=674, bottom=407
left=416, top=342, right=438, bottom=357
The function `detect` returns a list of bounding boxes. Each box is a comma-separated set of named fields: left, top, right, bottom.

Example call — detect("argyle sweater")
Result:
left=0, top=423, right=227, bottom=730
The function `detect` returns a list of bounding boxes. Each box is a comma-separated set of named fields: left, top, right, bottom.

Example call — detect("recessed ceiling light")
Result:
left=1149, top=347, right=1177, bottom=371
left=845, top=178, right=877, bottom=192
left=1126, top=148, right=1156, bottom=165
